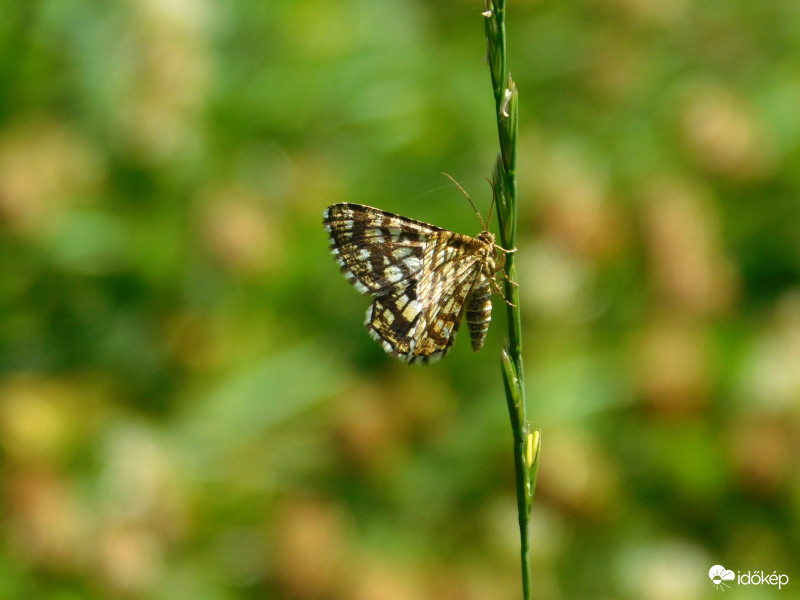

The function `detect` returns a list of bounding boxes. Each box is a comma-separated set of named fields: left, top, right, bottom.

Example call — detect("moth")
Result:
left=323, top=189, right=513, bottom=364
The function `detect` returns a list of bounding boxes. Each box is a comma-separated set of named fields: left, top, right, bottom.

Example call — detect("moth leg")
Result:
left=491, top=275, right=516, bottom=307
left=502, top=270, right=519, bottom=288
left=493, top=244, right=517, bottom=255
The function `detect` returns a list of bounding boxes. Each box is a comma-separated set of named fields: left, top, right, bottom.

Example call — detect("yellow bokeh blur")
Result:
left=1, top=1, right=798, bottom=598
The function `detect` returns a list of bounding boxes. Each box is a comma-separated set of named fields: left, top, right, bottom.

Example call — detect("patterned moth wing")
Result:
left=323, top=202, right=503, bottom=364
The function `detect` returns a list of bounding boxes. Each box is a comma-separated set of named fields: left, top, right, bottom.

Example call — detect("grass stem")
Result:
left=483, top=3, right=540, bottom=598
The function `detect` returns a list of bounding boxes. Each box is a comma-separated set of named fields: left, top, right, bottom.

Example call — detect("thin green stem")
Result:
left=483, top=2, right=540, bottom=599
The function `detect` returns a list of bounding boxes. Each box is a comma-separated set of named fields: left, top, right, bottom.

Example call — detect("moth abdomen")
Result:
left=466, top=281, right=492, bottom=351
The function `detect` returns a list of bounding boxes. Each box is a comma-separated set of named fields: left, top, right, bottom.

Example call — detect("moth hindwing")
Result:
left=323, top=202, right=505, bottom=365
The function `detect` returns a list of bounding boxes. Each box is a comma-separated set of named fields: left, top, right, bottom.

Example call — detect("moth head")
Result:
left=477, top=230, right=496, bottom=246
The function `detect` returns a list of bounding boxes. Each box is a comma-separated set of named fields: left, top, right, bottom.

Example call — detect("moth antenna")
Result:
left=441, top=172, right=485, bottom=231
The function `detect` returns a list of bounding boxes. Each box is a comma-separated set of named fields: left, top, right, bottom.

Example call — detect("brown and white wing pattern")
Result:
left=323, top=203, right=500, bottom=364
left=323, top=203, right=441, bottom=294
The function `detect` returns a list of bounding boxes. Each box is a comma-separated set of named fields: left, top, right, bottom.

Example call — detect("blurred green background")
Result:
left=1, top=0, right=799, bottom=599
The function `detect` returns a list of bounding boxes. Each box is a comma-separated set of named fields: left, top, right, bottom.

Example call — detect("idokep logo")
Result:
left=709, top=564, right=790, bottom=591
left=709, top=565, right=735, bottom=590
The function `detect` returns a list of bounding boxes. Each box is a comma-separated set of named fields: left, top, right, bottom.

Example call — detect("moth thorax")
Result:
left=476, top=230, right=498, bottom=274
